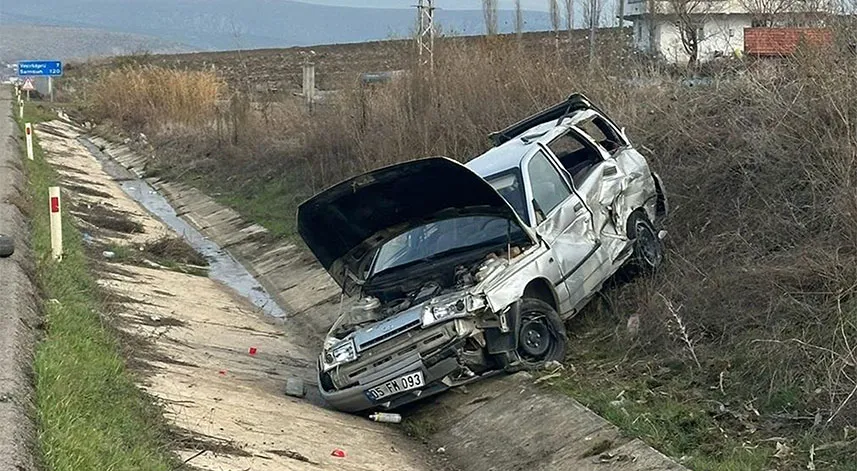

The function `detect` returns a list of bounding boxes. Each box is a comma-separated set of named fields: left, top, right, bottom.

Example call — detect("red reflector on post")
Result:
left=50, top=197, right=60, bottom=213
left=26, top=127, right=31, bottom=135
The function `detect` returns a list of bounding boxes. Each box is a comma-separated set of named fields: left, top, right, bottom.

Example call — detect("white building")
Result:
left=623, top=0, right=834, bottom=63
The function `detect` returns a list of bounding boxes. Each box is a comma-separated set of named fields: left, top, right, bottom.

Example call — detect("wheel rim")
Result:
left=518, top=313, right=557, bottom=363
left=635, top=220, right=662, bottom=267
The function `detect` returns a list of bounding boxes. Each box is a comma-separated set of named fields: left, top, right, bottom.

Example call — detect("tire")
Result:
left=0, top=235, right=14, bottom=258
left=509, top=298, right=567, bottom=371
left=626, top=211, right=664, bottom=274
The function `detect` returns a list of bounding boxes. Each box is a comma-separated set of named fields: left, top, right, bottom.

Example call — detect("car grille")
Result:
left=357, top=318, right=422, bottom=351
left=331, top=323, right=456, bottom=389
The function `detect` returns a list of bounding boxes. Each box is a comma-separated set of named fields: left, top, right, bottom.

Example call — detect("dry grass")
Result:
left=88, top=65, right=223, bottom=131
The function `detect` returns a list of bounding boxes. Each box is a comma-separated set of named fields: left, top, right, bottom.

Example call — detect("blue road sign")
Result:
left=18, top=60, right=63, bottom=77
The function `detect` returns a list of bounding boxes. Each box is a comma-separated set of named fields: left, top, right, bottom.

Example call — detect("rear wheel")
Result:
left=509, top=298, right=567, bottom=371
left=626, top=211, right=663, bottom=274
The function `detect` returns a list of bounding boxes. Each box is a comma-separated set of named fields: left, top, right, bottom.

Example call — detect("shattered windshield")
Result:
left=372, top=216, right=524, bottom=275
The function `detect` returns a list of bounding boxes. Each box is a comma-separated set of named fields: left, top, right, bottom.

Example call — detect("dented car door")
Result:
left=524, top=150, right=599, bottom=316
left=568, top=114, right=648, bottom=262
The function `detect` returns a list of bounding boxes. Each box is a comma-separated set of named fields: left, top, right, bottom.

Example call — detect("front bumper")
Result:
left=318, top=338, right=463, bottom=413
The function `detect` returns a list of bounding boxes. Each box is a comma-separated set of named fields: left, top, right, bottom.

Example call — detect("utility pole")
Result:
left=416, top=0, right=435, bottom=72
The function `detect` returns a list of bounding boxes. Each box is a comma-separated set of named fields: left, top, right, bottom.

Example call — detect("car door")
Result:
left=524, top=149, right=602, bottom=316
left=569, top=114, right=654, bottom=262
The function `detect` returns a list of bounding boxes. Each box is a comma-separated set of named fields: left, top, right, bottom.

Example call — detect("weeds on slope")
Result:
left=15, top=102, right=176, bottom=471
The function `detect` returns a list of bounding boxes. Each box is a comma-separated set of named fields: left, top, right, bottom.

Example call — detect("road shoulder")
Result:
left=0, top=90, right=39, bottom=471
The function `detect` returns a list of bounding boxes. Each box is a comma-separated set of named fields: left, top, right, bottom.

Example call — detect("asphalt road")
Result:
left=0, top=88, right=38, bottom=471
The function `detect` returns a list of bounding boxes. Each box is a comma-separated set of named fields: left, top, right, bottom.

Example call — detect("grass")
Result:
left=543, top=289, right=857, bottom=471
left=15, top=99, right=176, bottom=471
left=203, top=175, right=306, bottom=241
left=88, top=65, right=222, bottom=130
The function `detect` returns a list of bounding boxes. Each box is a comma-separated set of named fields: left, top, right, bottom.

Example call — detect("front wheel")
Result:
left=507, top=298, right=567, bottom=372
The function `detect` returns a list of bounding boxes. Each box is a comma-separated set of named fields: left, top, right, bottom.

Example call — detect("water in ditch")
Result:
left=78, top=137, right=287, bottom=320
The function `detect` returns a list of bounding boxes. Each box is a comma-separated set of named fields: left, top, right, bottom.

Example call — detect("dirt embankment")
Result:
left=85, top=131, right=686, bottom=471
left=34, top=118, right=438, bottom=471
left=0, top=90, right=39, bottom=471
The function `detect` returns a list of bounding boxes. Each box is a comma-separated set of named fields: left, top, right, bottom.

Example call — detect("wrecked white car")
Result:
left=297, top=94, right=667, bottom=412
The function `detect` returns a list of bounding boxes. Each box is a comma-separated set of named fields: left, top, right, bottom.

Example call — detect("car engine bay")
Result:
left=329, top=246, right=522, bottom=339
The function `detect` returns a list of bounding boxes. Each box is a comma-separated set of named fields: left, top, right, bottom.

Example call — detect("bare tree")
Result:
left=565, top=0, right=575, bottom=40
left=668, top=0, right=711, bottom=65
left=739, top=0, right=797, bottom=26
left=483, top=0, right=499, bottom=36
left=515, top=0, right=524, bottom=39
left=550, top=0, right=562, bottom=43
left=582, top=0, right=602, bottom=29
left=646, top=0, right=659, bottom=54
left=584, top=0, right=601, bottom=63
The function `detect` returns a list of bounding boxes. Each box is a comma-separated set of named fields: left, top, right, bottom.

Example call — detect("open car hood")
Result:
left=297, top=157, right=535, bottom=293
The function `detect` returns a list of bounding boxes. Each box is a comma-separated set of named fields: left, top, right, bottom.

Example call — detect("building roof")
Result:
left=744, top=27, right=833, bottom=56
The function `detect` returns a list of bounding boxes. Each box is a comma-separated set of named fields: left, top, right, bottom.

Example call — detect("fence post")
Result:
left=25, top=123, right=34, bottom=160
left=49, top=187, right=63, bottom=261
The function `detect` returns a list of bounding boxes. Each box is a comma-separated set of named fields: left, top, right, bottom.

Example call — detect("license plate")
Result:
left=366, top=371, right=424, bottom=401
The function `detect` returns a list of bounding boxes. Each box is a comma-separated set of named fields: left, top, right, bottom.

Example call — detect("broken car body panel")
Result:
left=298, top=94, right=667, bottom=412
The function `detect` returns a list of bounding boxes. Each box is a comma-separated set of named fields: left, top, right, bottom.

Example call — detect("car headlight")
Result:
left=421, top=294, right=487, bottom=327
left=321, top=339, right=357, bottom=372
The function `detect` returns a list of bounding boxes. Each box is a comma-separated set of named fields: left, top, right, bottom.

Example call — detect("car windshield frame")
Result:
left=368, top=214, right=528, bottom=277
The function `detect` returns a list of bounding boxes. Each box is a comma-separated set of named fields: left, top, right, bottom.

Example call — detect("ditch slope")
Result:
left=33, top=117, right=437, bottom=471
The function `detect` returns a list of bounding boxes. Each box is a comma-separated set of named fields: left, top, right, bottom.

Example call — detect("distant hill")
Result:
left=0, top=0, right=554, bottom=51
left=0, top=25, right=193, bottom=65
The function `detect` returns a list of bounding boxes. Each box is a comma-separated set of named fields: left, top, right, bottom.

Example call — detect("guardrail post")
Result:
left=25, top=123, right=34, bottom=160
left=49, top=187, right=63, bottom=261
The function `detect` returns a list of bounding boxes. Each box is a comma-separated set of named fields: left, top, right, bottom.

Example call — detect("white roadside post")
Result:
left=49, top=187, right=63, bottom=261
left=19, top=103, right=24, bottom=120
left=25, top=123, right=34, bottom=160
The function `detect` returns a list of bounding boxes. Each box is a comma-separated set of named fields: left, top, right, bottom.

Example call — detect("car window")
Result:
left=527, top=151, right=571, bottom=222
left=576, top=116, right=626, bottom=154
left=548, top=131, right=602, bottom=185
left=486, top=171, right=529, bottom=225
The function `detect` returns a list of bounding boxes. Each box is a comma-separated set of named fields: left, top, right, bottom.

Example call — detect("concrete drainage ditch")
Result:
left=34, top=118, right=440, bottom=471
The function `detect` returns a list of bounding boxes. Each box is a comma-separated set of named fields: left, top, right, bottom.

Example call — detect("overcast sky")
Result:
left=297, top=1, right=552, bottom=11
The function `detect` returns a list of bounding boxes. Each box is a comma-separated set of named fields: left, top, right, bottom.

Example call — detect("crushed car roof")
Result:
left=467, top=119, right=575, bottom=177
